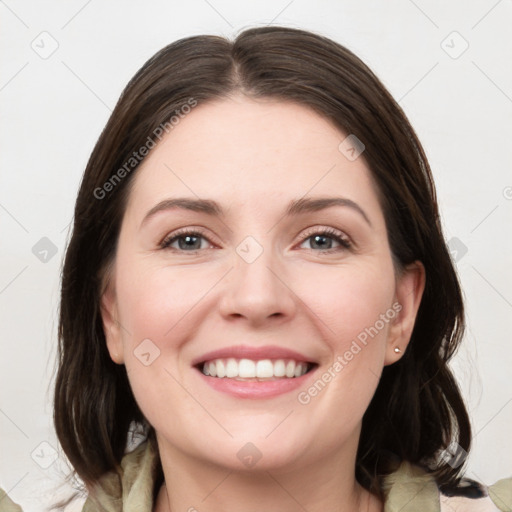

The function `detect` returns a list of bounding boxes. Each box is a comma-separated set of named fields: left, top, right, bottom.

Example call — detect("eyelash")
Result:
left=159, top=226, right=352, bottom=254
left=300, top=227, right=352, bottom=252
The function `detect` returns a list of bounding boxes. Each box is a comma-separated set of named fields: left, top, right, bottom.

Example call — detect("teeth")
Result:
left=285, top=360, right=295, bottom=378
left=239, top=359, right=256, bottom=378
left=274, top=360, right=286, bottom=377
left=216, top=359, right=226, bottom=378
left=256, top=360, right=274, bottom=378
left=226, top=358, right=238, bottom=378
left=201, top=358, right=310, bottom=379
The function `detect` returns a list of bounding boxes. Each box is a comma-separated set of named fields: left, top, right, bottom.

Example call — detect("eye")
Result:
left=160, top=228, right=214, bottom=252
left=159, top=226, right=352, bottom=254
left=297, top=227, right=352, bottom=253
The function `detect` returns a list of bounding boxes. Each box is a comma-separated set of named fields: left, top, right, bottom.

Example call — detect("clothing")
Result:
left=1, top=439, right=511, bottom=511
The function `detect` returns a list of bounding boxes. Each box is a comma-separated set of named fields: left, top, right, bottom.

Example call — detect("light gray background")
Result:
left=1, top=1, right=511, bottom=510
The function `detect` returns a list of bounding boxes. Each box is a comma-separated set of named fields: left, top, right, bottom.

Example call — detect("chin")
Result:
left=195, top=425, right=314, bottom=473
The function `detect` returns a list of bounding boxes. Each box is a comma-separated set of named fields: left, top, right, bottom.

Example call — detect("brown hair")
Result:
left=54, top=25, right=470, bottom=502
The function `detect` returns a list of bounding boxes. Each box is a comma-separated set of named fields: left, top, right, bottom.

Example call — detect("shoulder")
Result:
left=441, top=494, right=503, bottom=511
left=381, top=461, right=512, bottom=512
left=81, top=437, right=159, bottom=511
left=0, top=489, right=22, bottom=512
left=441, top=476, right=512, bottom=512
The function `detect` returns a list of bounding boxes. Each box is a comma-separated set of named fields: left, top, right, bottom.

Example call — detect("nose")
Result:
left=217, top=243, right=297, bottom=327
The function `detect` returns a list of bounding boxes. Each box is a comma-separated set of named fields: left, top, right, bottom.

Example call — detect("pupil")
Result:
left=313, top=235, right=331, bottom=249
left=180, top=235, right=200, bottom=250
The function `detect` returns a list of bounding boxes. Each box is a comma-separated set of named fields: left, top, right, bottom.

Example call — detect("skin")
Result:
left=101, top=94, right=425, bottom=512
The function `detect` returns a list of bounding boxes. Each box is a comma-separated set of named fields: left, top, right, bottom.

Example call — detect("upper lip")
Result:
left=192, top=345, right=316, bottom=366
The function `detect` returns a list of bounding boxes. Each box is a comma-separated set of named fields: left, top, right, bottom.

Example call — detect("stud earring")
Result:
left=394, top=347, right=401, bottom=354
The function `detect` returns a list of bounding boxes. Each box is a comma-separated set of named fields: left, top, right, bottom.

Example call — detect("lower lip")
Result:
left=196, top=367, right=317, bottom=399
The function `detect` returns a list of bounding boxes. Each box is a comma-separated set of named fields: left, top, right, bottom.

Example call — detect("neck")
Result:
left=154, top=437, right=382, bottom=512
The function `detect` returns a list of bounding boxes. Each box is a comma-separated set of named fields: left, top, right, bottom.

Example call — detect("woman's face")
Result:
left=102, top=95, right=424, bottom=472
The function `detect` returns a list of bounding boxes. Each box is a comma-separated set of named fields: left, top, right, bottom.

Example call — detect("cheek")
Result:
left=115, top=260, right=218, bottom=346
left=113, top=262, right=208, bottom=428
left=293, top=261, right=396, bottom=410
left=113, top=260, right=226, bottom=405
left=295, top=259, right=396, bottom=350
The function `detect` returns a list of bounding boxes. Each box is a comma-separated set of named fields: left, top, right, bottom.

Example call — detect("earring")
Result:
left=394, top=347, right=401, bottom=354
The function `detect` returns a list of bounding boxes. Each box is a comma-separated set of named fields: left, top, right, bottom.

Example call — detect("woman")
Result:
left=1, top=25, right=510, bottom=512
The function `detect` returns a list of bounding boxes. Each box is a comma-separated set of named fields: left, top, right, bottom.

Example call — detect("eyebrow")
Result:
left=141, top=196, right=372, bottom=228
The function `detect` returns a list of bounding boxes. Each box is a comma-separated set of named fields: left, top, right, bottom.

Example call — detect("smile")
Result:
left=193, top=345, right=318, bottom=398
left=201, top=358, right=312, bottom=380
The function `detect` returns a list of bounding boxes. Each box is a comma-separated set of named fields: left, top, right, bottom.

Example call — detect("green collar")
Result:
left=83, top=439, right=443, bottom=512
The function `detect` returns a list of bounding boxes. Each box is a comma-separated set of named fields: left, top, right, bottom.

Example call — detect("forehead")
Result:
left=125, top=95, right=383, bottom=223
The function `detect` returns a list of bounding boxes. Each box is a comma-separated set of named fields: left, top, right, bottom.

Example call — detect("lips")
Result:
left=192, top=345, right=316, bottom=368
left=192, top=345, right=318, bottom=399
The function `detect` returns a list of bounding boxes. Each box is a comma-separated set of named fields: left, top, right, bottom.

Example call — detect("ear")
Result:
left=100, top=277, right=125, bottom=365
left=384, top=260, right=426, bottom=365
